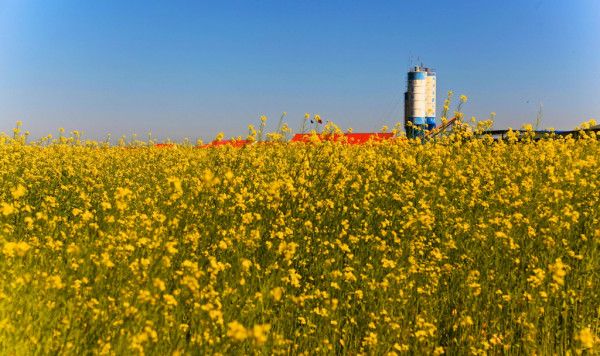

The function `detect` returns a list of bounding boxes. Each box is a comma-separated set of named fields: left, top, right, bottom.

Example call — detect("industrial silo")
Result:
left=405, top=66, right=427, bottom=138
left=425, top=68, right=436, bottom=131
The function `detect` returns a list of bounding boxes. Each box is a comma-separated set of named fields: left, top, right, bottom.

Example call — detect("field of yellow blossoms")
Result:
left=0, top=125, right=599, bottom=354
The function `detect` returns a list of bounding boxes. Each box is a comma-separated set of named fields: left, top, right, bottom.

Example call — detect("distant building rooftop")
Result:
left=291, top=133, right=394, bottom=144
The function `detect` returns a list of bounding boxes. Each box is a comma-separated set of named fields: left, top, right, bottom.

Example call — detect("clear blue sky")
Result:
left=1, top=0, right=599, bottom=140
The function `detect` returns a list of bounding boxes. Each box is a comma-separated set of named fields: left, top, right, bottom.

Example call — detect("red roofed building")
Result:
left=198, top=139, right=250, bottom=148
left=155, top=133, right=396, bottom=149
left=291, top=132, right=394, bottom=144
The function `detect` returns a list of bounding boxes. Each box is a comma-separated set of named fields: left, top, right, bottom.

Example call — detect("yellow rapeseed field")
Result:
left=0, top=124, right=599, bottom=354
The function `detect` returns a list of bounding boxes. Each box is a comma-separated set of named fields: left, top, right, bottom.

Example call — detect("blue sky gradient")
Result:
left=1, top=0, right=599, bottom=140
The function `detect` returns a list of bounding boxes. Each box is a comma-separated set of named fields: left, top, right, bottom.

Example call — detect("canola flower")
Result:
left=0, top=123, right=598, bottom=354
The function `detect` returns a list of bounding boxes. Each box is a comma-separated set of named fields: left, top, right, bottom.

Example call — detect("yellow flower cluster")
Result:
left=0, top=127, right=598, bottom=354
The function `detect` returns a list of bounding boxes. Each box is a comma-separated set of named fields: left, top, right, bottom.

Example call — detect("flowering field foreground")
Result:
left=0, top=134, right=599, bottom=354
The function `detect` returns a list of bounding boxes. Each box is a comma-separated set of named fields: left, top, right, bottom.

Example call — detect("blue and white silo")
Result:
left=425, top=68, right=436, bottom=131
left=404, top=65, right=437, bottom=138
left=405, top=66, right=427, bottom=137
